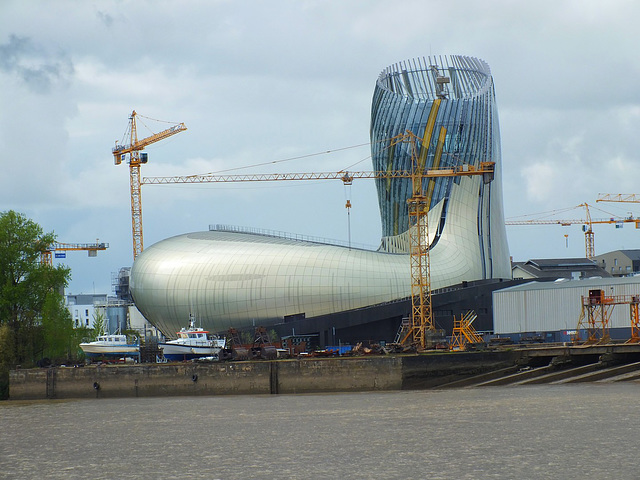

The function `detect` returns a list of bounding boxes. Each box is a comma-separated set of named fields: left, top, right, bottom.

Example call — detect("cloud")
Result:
left=0, top=34, right=74, bottom=94
left=96, top=10, right=115, bottom=27
left=3, top=0, right=640, bottom=292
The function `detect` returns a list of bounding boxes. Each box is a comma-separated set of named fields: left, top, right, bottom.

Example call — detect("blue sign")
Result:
left=55, top=252, right=66, bottom=258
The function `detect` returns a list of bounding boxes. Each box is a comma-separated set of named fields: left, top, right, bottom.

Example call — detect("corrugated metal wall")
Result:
left=493, top=277, right=640, bottom=334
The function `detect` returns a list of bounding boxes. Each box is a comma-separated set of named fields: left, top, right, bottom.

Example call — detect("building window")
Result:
left=85, top=309, right=89, bottom=317
left=614, top=258, right=618, bottom=266
left=86, top=319, right=89, bottom=326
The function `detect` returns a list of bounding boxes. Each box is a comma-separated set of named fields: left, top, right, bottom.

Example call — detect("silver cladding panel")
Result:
left=130, top=231, right=409, bottom=335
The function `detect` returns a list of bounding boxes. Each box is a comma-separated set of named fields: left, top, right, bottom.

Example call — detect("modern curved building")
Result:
left=130, top=55, right=511, bottom=338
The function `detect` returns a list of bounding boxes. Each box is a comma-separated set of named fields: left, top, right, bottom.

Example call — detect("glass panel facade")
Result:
left=371, top=55, right=500, bottom=239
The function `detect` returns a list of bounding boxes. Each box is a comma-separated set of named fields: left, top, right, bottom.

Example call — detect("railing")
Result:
left=209, top=224, right=378, bottom=251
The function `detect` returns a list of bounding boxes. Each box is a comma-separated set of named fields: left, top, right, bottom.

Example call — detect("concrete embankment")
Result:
left=12, top=345, right=640, bottom=400
left=9, top=351, right=517, bottom=400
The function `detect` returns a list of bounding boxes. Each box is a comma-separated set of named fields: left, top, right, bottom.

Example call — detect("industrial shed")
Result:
left=493, top=276, right=640, bottom=342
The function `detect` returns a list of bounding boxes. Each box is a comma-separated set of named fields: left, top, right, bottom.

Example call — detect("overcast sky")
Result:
left=2, top=0, right=640, bottom=295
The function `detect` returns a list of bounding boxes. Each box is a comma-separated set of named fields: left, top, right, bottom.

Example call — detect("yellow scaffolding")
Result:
left=450, top=310, right=484, bottom=351
left=575, top=290, right=640, bottom=344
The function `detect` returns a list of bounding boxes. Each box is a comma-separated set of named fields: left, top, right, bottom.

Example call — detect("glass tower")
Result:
left=370, top=55, right=509, bottom=278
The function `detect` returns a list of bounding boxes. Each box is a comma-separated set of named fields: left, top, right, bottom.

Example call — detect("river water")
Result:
left=1, top=384, right=638, bottom=479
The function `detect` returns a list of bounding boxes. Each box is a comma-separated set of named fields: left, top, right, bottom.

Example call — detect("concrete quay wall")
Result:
left=9, top=352, right=518, bottom=400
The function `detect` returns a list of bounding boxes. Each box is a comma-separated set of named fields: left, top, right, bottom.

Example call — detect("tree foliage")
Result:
left=41, top=291, right=74, bottom=361
left=91, top=310, right=106, bottom=340
left=0, top=211, right=71, bottom=367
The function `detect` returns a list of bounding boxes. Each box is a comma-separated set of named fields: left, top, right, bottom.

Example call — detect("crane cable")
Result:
left=201, top=136, right=417, bottom=176
left=203, top=142, right=373, bottom=175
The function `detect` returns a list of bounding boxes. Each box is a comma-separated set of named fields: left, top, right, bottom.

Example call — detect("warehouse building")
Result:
left=493, top=276, right=640, bottom=342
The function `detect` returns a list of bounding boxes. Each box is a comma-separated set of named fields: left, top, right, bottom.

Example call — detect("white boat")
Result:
left=159, top=315, right=226, bottom=361
left=79, top=334, right=139, bottom=359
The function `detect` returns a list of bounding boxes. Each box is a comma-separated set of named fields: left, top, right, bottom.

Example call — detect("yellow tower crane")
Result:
left=506, top=203, right=640, bottom=259
left=40, top=241, right=109, bottom=266
left=390, top=98, right=445, bottom=349
left=112, top=111, right=187, bottom=260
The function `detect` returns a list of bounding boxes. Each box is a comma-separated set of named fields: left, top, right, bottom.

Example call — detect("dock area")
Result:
left=8, top=343, right=640, bottom=400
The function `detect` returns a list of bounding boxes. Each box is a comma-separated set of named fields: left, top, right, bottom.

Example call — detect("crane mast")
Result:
left=112, top=111, right=187, bottom=260
left=584, top=203, right=595, bottom=260
left=388, top=98, right=444, bottom=349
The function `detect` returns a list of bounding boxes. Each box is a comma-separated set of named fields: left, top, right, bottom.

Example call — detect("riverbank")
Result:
left=10, top=343, right=640, bottom=400
left=9, top=351, right=516, bottom=400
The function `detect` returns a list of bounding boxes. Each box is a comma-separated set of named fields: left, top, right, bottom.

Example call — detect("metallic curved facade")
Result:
left=130, top=55, right=511, bottom=336
left=130, top=230, right=411, bottom=335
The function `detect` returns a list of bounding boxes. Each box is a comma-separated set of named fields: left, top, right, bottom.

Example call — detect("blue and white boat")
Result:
left=159, top=315, right=226, bottom=361
left=79, top=334, right=139, bottom=359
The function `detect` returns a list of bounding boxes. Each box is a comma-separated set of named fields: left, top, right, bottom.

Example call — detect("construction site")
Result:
left=15, top=56, right=640, bottom=400
left=106, top=107, right=640, bottom=351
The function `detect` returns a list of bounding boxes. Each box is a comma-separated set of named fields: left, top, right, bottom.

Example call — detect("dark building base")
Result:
left=271, top=278, right=533, bottom=348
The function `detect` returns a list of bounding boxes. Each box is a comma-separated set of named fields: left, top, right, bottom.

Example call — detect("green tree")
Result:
left=91, top=310, right=106, bottom=339
left=41, top=291, right=74, bottom=362
left=0, top=211, right=71, bottom=367
left=0, top=324, right=14, bottom=366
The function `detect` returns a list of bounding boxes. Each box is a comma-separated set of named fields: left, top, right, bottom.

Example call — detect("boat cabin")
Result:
left=177, top=331, right=209, bottom=340
left=96, top=335, right=128, bottom=344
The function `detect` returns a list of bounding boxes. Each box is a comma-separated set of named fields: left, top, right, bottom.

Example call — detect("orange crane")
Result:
left=505, top=203, right=640, bottom=259
left=112, top=111, right=187, bottom=260
left=40, top=241, right=109, bottom=266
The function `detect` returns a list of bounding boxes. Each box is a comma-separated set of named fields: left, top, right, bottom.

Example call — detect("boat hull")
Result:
left=79, top=344, right=139, bottom=358
left=159, top=343, right=222, bottom=361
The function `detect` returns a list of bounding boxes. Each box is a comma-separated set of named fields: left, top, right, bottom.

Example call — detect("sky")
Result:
left=2, top=0, right=640, bottom=295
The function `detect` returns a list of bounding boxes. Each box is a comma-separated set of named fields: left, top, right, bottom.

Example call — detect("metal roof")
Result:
left=512, top=257, right=611, bottom=279
left=526, top=258, right=596, bottom=268
left=496, top=275, right=640, bottom=294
